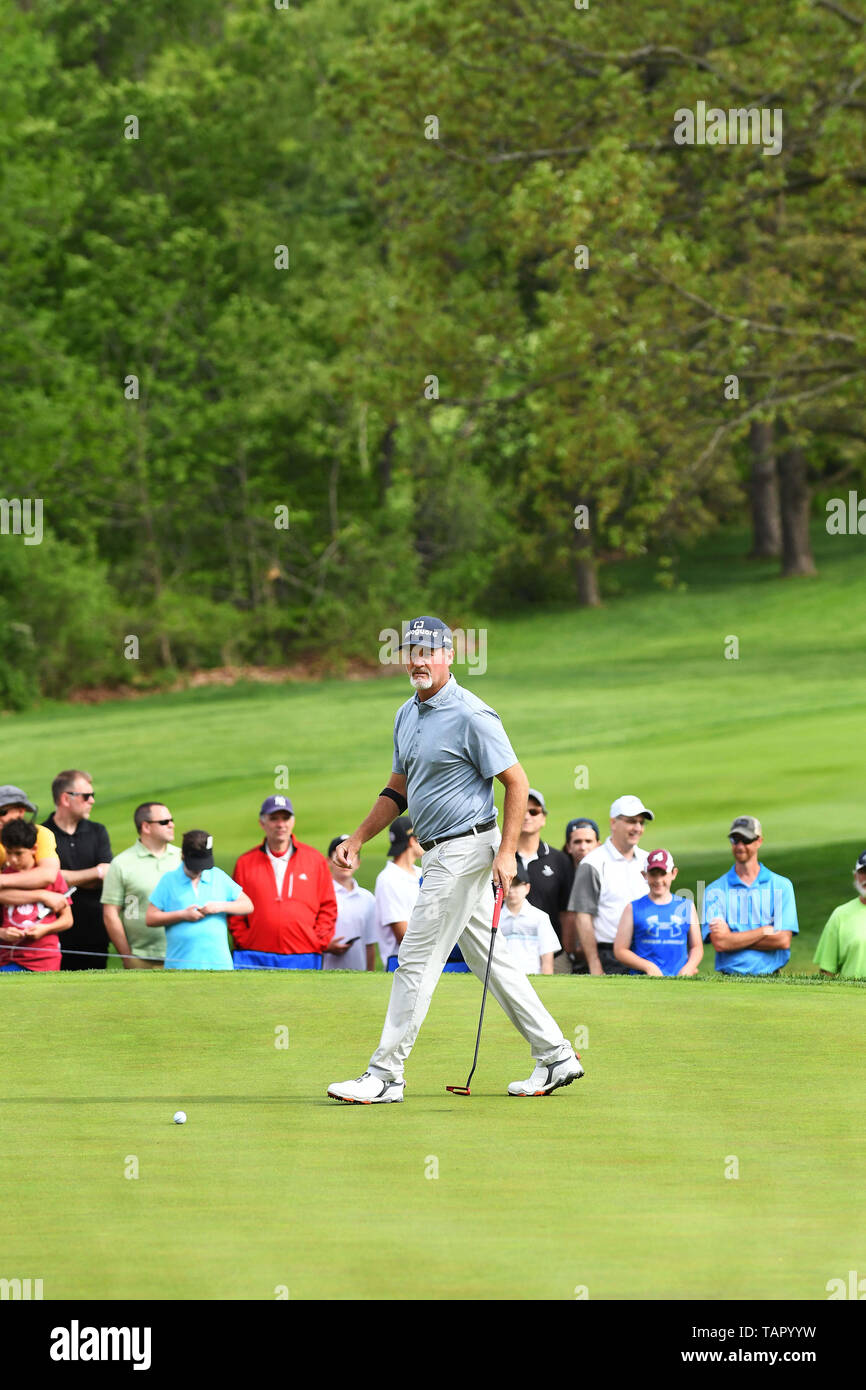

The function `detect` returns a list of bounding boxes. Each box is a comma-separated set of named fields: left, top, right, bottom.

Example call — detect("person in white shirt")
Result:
left=499, top=863, right=560, bottom=974
left=323, top=835, right=378, bottom=971
left=374, top=817, right=422, bottom=970
left=568, top=794, right=653, bottom=975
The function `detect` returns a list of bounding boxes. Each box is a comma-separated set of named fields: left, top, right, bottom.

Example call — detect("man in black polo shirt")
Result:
left=515, top=787, right=574, bottom=974
left=43, top=770, right=113, bottom=970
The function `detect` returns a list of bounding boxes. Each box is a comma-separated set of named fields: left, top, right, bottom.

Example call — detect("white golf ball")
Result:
left=173, top=1111, right=187, bottom=1125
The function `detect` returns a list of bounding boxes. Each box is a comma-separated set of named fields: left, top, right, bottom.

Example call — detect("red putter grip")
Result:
left=491, top=882, right=504, bottom=930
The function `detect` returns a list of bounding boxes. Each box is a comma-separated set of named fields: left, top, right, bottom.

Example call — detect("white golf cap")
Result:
left=610, top=794, right=654, bottom=821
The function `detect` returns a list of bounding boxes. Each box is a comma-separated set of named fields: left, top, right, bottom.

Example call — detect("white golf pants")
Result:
left=368, top=827, right=570, bottom=1082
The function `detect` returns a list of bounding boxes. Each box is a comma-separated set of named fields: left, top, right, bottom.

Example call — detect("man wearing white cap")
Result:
left=568, top=795, right=653, bottom=975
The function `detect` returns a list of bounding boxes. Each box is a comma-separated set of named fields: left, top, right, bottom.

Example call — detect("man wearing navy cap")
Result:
left=562, top=818, right=600, bottom=873
left=328, top=616, right=581, bottom=1102
left=560, top=818, right=600, bottom=971
left=228, top=795, right=343, bottom=968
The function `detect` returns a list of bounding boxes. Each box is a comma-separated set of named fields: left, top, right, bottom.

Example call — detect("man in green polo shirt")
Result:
left=101, top=802, right=181, bottom=967
left=814, top=850, right=866, bottom=981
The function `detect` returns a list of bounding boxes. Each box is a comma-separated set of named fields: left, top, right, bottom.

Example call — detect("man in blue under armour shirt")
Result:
left=613, top=848, right=703, bottom=976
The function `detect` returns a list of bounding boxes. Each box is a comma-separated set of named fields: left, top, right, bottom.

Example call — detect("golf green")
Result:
left=1, top=970, right=862, bottom=1300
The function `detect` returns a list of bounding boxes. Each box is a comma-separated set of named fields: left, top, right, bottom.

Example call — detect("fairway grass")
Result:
left=1, top=971, right=863, bottom=1301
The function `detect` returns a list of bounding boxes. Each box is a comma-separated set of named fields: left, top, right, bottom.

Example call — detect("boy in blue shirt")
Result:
left=702, top=816, right=798, bottom=975
left=614, top=848, right=702, bottom=976
left=147, top=830, right=252, bottom=970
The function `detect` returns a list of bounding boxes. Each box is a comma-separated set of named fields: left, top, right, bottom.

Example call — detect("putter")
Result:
left=446, top=881, right=505, bottom=1096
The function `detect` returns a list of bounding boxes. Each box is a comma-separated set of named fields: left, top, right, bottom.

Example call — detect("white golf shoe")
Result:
left=327, top=1071, right=405, bottom=1104
left=507, top=1052, right=584, bottom=1097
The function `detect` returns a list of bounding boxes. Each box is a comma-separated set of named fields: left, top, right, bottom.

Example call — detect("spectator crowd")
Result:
left=0, top=774, right=864, bottom=980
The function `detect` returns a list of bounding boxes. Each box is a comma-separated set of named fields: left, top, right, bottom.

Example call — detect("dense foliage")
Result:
left=1, top=0, right=863, bottom=702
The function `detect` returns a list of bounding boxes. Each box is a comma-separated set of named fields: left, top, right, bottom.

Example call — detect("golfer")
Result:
left=327, top=616, right=582, bottom=1103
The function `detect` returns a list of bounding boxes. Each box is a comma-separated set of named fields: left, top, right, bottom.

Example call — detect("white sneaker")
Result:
left=327, top=1071, right=405, bottom=1104
left=507, top=1052, right=584, bottom=1097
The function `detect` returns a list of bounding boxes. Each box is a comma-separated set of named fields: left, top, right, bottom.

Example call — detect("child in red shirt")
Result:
left=0, top=819, right=72, bottom=972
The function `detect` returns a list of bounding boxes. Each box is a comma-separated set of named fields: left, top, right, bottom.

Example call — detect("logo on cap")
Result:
left=729, top=815, right=761, bottom=841
left=646, top=849, right=675, bottom=873
left=399, top=616, right=454, bottom=650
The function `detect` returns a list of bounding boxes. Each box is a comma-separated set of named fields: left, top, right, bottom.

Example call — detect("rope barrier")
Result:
left=0, top=943, right=332, bottom=970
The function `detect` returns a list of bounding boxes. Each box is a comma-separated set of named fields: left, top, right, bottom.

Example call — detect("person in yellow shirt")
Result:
left=0, top=786, right=66, bottom=919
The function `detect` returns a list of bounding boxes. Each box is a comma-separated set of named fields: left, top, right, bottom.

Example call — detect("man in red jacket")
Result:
left=229, top=795, right=344, bottom=969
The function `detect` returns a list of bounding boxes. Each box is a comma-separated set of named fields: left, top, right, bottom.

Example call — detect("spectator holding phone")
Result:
left=146, top=830, right=252, bottom=971
left=324, top=835, right=378, bottom=972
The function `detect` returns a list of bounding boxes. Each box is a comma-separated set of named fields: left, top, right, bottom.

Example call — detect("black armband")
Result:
left=380, top=787, right=408, bottom=814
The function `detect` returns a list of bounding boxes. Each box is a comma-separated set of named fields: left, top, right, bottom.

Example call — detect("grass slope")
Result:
left=2, top=524, right=865, bottom=972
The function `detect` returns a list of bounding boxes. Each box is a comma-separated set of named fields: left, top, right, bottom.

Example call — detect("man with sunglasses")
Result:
left=702, top=816, right=798, bottom=976
left=516, top=789, right=574, bottom=974
left=101, top=802, right=181, bottom=968
left=44, top=770, right=113, bottom=970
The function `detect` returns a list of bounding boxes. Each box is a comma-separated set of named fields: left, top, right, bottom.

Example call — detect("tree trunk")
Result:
left=747, top=420, right=781, bottom=558
left=777, top=440, right=817, bottom=576
left=379, top=421, right=396, bottom=502
left=575, top=553, right=601, bottom=606
left=572, top=511, right=602, bottom=606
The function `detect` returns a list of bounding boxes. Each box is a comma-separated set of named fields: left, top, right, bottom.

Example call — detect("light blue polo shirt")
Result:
left=702, top=863, right=798, bottom=975
left=392, top=675, right=518, bottom=844
left=149, top=865, right=241, bottom=970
